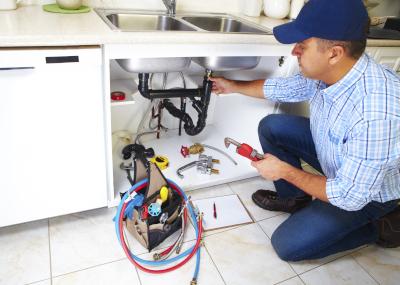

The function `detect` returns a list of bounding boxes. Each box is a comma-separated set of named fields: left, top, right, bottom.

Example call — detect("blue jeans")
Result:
left=258, top=114, right=398, bottom=261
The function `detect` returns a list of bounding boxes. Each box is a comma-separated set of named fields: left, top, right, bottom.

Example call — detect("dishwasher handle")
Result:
left=0, top=67, right=35, bottom=71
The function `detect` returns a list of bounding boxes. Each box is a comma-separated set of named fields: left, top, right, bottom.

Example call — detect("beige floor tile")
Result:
left=52, top=259, right=140, bottom=285
left=137, top=242, right=225, bottom=285
left=258, top=214, right=365, bottom=274
left=290, top=248, right=363, bottom=275
left=258, top=213, right=290, bottom=238
left=352, top=245, right=400, bottom=285
left=30, top=280, right=51, bottom=285
left=49, top=207, right=125, bottom=276
left=300, top=256, right=378, bottom=285
left=0, top=220, right=50, bottom=285
left=205, top=223, right=296, bottom=285
left=228, top=177, right=283, bottom=221
left=277, top=276, right=305, bottom=285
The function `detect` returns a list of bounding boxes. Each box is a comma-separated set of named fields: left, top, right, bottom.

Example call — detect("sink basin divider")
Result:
left=137, top=72, right=213, bottom=136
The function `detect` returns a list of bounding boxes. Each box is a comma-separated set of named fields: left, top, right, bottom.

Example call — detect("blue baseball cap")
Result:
left=273, top=0, right=369, bottom=44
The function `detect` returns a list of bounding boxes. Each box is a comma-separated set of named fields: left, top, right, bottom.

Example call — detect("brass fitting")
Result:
left=190, top=278, right=198, bottom=285
left=211, top=158, right=220, bottom=164
left=189, top=143, right=204, bottom=154
left=153, top=253, right=161, bottom=261
left=211, top=169, right=220, bottom=175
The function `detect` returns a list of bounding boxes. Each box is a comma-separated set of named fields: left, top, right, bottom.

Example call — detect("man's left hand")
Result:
left=251, top=153, right=290, bottom=181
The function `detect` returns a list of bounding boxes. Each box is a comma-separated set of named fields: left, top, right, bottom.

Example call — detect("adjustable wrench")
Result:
left=224, top=137, right=264, bottom=161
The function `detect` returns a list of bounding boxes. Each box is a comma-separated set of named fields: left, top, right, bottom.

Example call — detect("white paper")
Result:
left=193, top=194, right=253, bottom=231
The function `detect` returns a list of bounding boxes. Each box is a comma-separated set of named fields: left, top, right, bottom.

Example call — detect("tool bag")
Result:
left=122, top=147, right=183, bottom=251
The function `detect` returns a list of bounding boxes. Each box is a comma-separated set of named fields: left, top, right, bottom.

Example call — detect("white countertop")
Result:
left=0, top=6, right=399, bottom=48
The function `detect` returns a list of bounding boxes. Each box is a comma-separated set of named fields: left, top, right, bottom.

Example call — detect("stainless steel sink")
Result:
left=96, top=10, right=270, bottom=72
left=105, top=14, right=196, bottom=31
left=116, top=57, right=191, bottom=73
left=182, top=16, right=270, bottom=34
left=96, top=9, right=272, bottom=34
left=193, top=56, right=261, bottom=71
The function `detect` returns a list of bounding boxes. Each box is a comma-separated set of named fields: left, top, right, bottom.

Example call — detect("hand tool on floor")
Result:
left=176, top=154, right=220, bottom=178
left=224, top=137, right=264, bottom=161
left=180, top=143, right=237, bottom=165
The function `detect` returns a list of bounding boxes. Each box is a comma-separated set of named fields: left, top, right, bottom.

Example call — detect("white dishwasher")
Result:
left=0, top=47, right=108, bottom=227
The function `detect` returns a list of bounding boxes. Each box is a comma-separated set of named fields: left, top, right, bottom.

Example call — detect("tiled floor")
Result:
left=1, top=177, right=399, bottom=285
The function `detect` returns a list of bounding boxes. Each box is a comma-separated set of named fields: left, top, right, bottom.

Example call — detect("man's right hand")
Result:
left=209, top=76, right=266, bottom=99
left=210, top=77, right=236, bottom=95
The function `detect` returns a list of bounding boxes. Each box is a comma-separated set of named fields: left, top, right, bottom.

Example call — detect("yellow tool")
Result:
left=150, top=155, right=169, bottom=170
left=160, top=186, right=169, bottom=203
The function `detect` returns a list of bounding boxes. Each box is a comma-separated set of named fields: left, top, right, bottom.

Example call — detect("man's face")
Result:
left=291, top=38, right=331, bottom=80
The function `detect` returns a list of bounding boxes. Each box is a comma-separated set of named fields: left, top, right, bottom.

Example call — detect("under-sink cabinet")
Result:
left=103, top=43, right=298, bottom=206
left=0, top=47, right=108, bottom=227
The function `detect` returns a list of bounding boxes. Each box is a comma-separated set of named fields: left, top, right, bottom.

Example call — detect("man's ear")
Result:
left=328, top=45, right=345, bottom=65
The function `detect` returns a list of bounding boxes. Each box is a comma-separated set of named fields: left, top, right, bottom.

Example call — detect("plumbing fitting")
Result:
left=137, top=70, right=213, bottom=136
left=176, top=154, right=220, bottom=178
left=162, top=0, right=176, bottom=16
left=181, top=143, right=238, bottom=165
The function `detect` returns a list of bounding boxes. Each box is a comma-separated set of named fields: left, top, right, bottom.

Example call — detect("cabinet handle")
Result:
left=46, top=56, right=79, bottom=64
left=0, top=67, right=35, bottom=70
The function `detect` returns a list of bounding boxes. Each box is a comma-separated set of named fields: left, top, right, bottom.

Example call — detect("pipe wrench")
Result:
left=224, top=137, right=264, bottom=161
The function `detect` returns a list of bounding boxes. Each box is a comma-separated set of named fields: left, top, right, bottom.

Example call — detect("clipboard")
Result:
left=192, top=194, right=254, bottom=231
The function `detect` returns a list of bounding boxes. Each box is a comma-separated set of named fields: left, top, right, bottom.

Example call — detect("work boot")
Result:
left=376, top=206, right=400, bottom=248
left=251, top=189, right=311, bottom=214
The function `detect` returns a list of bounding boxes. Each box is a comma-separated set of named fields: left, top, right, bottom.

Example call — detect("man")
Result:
left=211, top=0, right=400, bottom=261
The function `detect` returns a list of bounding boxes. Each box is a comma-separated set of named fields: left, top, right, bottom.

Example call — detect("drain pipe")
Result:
left=137, top=71, right=213, bottom=136
left=138, top=73, right=202, bottom=99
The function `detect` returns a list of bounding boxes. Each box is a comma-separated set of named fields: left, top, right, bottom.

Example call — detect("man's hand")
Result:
left=252, top=153, right=329, bottom=202
left=209, top=77, right=236, bottom=95
left=210, top=77, right=266, bottom=98
left=251, top=153, right=290, bottom=181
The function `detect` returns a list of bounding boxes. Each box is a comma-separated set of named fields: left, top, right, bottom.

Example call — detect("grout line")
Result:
left=257, top=212, right=286, bottom=223
left=300, top=275, right=307, bottom=285
left=292, top=246, right=369, bottom=276
left=255, top=221, right=271, bottom=239
left=203, top=245, right=227, bottom=285
left=47, top=219, right=53, bottom=285
left=50, top=258, right=126, bottom=279
left=24, top=279, right=51, bottom=285
left=298, top=275, right=307, bottom=285
left=351, top=253, right=381, bottom=285
left=135, top=264, right=144, bottom=285
left=272, top=275, right=301, bottom=285
left=255, top=222, right=302, bottom=283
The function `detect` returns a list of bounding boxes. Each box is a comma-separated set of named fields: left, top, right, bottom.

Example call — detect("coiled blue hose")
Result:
left=114, top=178, right=201, bottom=280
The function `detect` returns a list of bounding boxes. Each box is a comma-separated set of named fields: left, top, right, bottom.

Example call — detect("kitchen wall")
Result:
left=367, top=0, right=400, bottom=17
left=20, top=0, right=243, bottom=14
left=21, top=0, right=399, bottom=18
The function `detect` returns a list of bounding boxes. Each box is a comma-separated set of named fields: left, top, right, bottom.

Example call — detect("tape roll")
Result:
left=150, top=155, right=169, bottom=170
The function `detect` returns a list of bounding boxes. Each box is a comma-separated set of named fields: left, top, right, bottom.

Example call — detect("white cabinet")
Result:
left=0, top=47, right=108, bottom=227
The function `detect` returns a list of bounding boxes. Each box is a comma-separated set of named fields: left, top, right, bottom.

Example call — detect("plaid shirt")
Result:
left=263, top=53, right=400, bottom=211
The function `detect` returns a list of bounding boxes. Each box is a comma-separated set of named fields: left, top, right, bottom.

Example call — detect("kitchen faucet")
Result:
left=162, top=0, right=176, bottom=16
